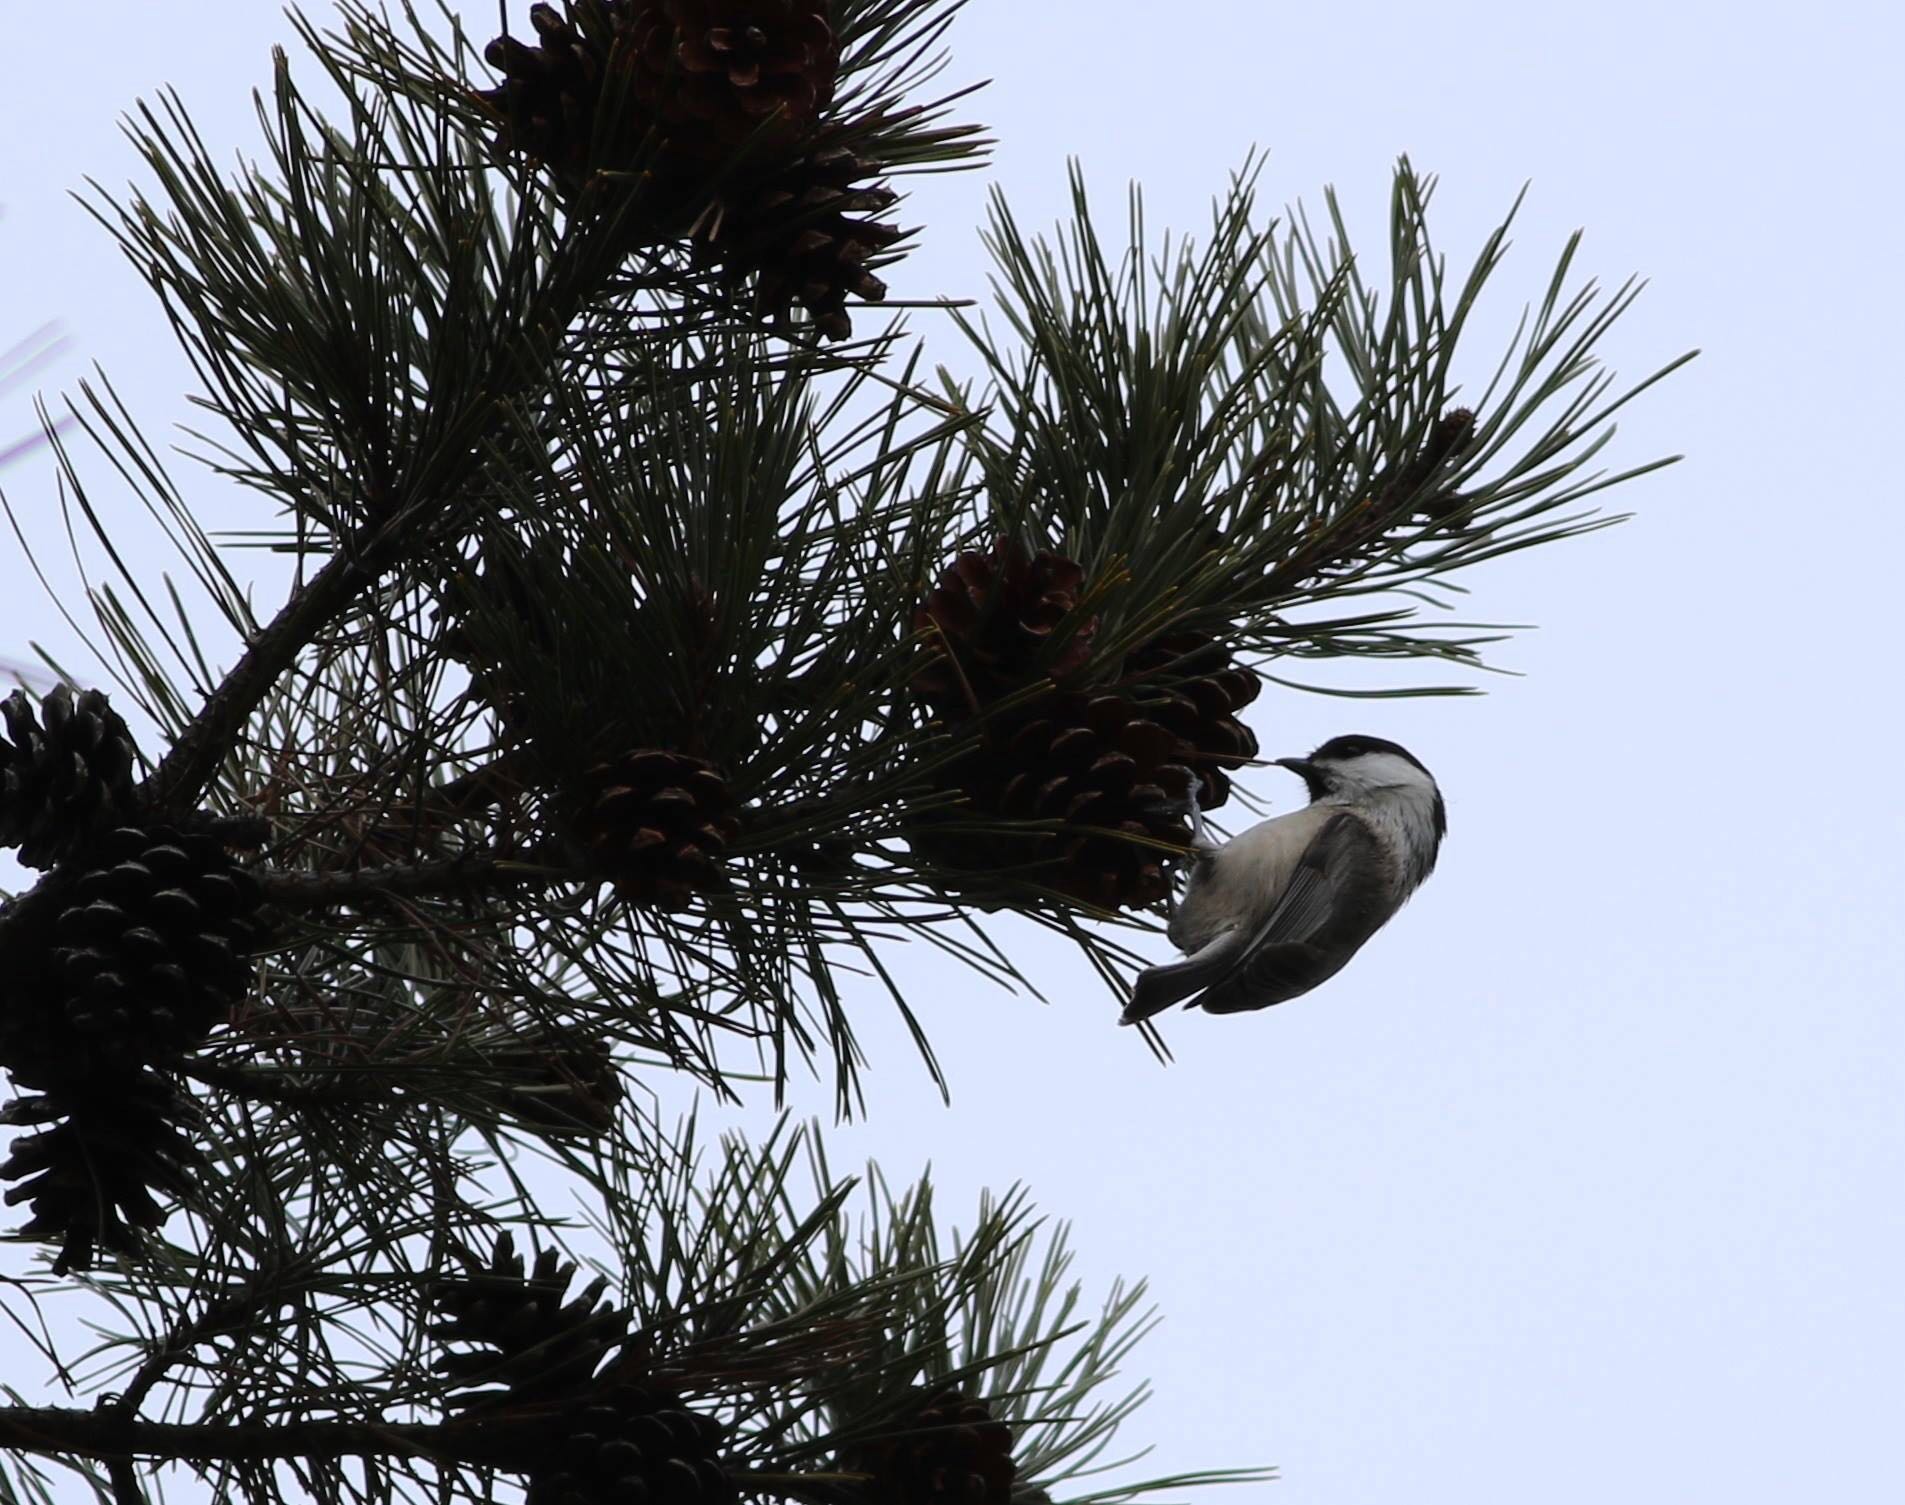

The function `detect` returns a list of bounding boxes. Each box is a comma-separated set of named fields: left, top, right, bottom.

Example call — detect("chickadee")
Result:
left=1121, top=735, right=1445, bottom=1025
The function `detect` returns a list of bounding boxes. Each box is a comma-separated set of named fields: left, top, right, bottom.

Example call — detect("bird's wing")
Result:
left=1121, top=811, right=1393, bottom=1024
left=1248, top=811, right=1381, bottom=946
left=1112, top=811, right=1386, bottom=1028
left=1194, top=811, right=1389, bottom=1013
left=1121, top=812, right=1383, bottom=1024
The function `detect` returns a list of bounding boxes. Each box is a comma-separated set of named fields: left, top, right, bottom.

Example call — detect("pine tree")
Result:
left=0, top=3, right=1684, bottom=1501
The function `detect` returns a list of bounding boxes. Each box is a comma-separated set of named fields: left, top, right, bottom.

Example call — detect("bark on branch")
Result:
left=0, top=1405, right=502, bottom=1465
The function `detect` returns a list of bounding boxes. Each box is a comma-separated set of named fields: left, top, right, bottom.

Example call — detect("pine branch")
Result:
left=255, top=850, right=563, bottom=908
left=0, top=1403, right=511, bottom=1466
left=139, top=526, right=379, bottom=815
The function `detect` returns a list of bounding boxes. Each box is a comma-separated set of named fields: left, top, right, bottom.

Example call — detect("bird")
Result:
left=1120, top=734, right=1446, bottom=1025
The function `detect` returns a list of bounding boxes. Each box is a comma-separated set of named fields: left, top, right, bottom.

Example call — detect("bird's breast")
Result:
left=1168, top=803, right=1340, bottom=952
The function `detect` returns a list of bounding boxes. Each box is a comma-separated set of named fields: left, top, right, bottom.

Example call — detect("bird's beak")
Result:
left=1274, top=756, right=1318, bottom=779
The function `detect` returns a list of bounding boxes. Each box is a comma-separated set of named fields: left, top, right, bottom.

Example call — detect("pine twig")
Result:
left=255, top=852, right=570, bottom=909
left=0, top=1404, right=517, bottom=1465
left=138, top=538, right=379, bottom=816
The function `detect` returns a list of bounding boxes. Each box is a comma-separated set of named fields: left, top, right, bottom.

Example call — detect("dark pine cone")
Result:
left=0, top=686, right=140, bottom=869
left=0, top=1070, right=202, bottom=1274
left=845, top=1388, right=1018, bottom=1505
left=910, top=539, right=1260, bottom=909
left=431, top=1230, right=631, bottom=1406
left=478, top=2, right=635, bottom=193
left=1122, top=629, right=1261, bottom=813
left=479, top=1, right=836, bottom=193
left=43, top=825, right=266, bottom=1068
left=913, top=538, right=1097, bottom=719
left=571, top=750, right=741, bottom=910
left=477, top=3, right=605, bottom=188
left=625, top=0, right=838, bottom=159
left=694, top=143, right=904, bottom=340
left=920, top=688, right=1200, bottom=911
left=523, top=1379, right=735, bottom=1505
left=492, top=1026, right=626, bottom=1136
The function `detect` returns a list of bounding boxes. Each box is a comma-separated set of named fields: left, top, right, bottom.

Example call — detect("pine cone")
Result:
left=478, top=2, right=636, bottom=192
left=0, top=686, right=140, bottom=869
left=493, top=1027, right=625, bottom=1135
left=45, top=825, right=266, bottom=1066
left=626, top=0, right=838, bottom=159
left=0, top=1071, right=201, bottom=1273
left=431, top=1231, right=632, bottom=1405
left=523, top=1378, right=735, bottom=1505
left=1386, top=406, right=1477, bottom=520
left=845, top=1388, right=1017, bottom=1505
left=919, top=687, right=1199, bottom=910
left=479, top=2, right=836, bottom=192
left=913, top=538, right=1097, bottom=717
left=570, top=750, right=740, bottom=909
left=695, top=143, right=904, bottom=340
left=914, top=621, right=1257, bottom=906
left=1122, top=630, right=1261, bottom=813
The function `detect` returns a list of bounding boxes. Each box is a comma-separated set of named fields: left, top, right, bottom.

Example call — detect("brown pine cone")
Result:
left=478, top=2, right=838, bottom=194
left=911, top=557, right=1263, bottom=908
left=694, top=142, right=905, bottom=339
left=478, top=3, right=634, bottom=192
left=844, top=1388, right=1017, bottom=1505
left=913, top=538, right=1097, bottom=718
left=430, top=1231, right=632, bottom=1405
left=625, top=0, right=838, bottom=159
left=1122, top=629, right=1261, bottom=812
left=43, top=824, right=267, bottom=1067
left=918, top=687, right=1199, bottom=910
left=570, top=749, right=740, bottom=909
left=521, top=1378, right=735, bottom=1505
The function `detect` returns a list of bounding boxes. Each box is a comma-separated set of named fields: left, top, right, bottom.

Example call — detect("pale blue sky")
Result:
left=3, top=3, right=1901, bottom=1502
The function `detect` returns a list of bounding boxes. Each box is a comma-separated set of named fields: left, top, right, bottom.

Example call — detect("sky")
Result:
left=3, top=2, right=1903, bottom=1502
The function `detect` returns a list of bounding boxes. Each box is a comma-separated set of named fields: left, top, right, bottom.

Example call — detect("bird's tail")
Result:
left=1119, top=932, right=1244, bottom=1026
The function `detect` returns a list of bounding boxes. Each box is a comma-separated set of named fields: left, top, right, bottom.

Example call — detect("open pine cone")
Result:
left=693, top=142, right=903, bottom=340
left=913, top=538, right=1097, bottom=717
left=431, top=1231, right=632, bottom=1406
left=1122, top=629, right=1262, bottom=812
left=844, top=1388, right=1018, bottom=1505
left=626, top=0, right=838, bottom=159
left=479, top=1, right=837, bottom=192
left=0, top=686, right=140, bottom=870
left=570, top=749, right=741, bottom=909
left=49, top=825, right=265, bottom=1065
left=479, top=2, right=633, bottom=192
left=521, top=1378, right=736, bottom=1505
left=911, top=542, right=1261, bottom=909
left=0, top=1071, right=202, bottom=1273
left=479, top=6, right=905, bottom=339
left=918, top=686, right=1204, bottom=910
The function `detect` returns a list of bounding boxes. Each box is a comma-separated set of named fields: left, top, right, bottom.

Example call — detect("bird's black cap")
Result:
left=1306, top=734, right=1430, bottom=773
left=1274, top=735, right=1445, bottom=839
